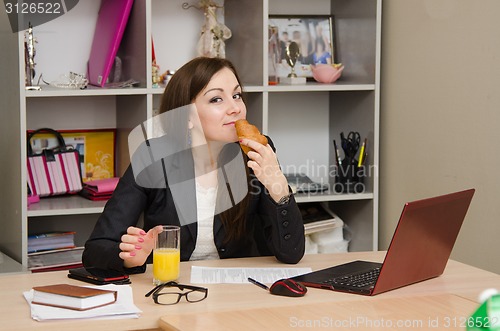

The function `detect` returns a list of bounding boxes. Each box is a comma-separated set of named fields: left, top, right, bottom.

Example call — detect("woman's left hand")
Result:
left=119, top=225, right=163, bottom=268
left=241, top=138, right=289, bottom=203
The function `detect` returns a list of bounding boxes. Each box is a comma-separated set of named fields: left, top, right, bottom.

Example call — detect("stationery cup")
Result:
left=153, top=225, right=180, bottom=285
left=334, top=158, right=366, bottom=194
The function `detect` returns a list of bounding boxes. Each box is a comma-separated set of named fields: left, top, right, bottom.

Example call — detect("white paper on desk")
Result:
left=23, top=284, right=142, bottom=321
left=190, top=266, right=312, bottom=284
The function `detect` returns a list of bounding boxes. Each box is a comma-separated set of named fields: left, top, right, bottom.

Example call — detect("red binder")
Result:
left=87, top=0, right=135, bottom=87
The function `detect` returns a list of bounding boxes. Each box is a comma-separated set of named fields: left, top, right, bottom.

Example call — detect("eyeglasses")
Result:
left=145, top=281, right=208, bottom=305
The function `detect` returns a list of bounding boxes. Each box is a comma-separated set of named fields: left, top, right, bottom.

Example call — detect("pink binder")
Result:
left=87, top=0, right=135, bottom=87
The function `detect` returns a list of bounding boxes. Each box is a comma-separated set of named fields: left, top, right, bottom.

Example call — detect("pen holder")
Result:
left=334, top=158, right=365, bottom=194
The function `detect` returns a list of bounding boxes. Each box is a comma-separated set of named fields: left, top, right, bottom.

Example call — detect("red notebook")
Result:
left=87, top=0, right=135, bottom=87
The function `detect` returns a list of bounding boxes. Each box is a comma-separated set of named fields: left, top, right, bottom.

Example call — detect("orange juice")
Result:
left=153, top=248, right=180, bottom=283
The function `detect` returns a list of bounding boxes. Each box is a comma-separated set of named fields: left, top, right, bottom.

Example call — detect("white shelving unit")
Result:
left=0, top=0, right=381, bottom=270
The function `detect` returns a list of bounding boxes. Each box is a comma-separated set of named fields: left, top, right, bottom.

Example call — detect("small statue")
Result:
left=196, top=1, right=231, bottom=58
left=152, top=59, right=161, bottom=87
left=24, top=22, right=40, bottom=89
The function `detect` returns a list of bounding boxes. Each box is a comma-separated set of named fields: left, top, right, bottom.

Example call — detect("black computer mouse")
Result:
left=269, top=278, right=307, bottom=297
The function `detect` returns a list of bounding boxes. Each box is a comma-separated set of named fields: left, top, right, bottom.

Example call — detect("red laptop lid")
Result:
left=372, top=189, right=475, bottom=295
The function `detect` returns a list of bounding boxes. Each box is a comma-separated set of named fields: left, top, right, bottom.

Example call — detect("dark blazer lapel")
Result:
left=213, top=143, right=248, bottom=240
left=213, top=215, right=223, bottom=241
left=163, top=149, right=197, bottom=242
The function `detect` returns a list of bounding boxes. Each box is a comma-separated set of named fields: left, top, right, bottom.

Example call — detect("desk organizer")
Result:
left=334, top=159, right=366, bottom=194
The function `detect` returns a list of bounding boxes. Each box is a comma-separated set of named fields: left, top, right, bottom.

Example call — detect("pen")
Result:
left=340, top=132, right=346, bottom=153
left=358, top=138, right=367, bottom=167
left=333, top=139, right=342, bottom=167
left=248, top=277, right=269, bottom=291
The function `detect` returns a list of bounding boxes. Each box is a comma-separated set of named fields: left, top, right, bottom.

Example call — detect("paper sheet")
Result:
left=190, top=266, right=312, bottom=284
left=23, top=284, right=142, bottom=321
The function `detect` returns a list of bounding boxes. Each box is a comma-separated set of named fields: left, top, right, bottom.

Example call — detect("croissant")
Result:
left=235, top=119, right=268, bottom=155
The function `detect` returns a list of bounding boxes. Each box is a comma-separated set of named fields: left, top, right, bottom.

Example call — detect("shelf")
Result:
left=149, top=83, right=375, bottom=95
left=0, top=251, right=26, bottom=274
left=0, top=0, right=381, bottom=269
left=149, top=84, right=266, bottom=95
left=27, top=196, right=107, bottom=217
left=295, top=192, right=374, bottom=203
left=25, top=86, right=149, bottom=98
left=267, top=83, right=375, bottom=92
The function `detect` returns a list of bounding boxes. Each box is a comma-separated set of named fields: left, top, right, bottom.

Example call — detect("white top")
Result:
left=190, top=178, right=220, bottom=261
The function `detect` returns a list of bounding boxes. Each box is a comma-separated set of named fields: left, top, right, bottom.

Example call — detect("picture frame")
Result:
left=269, top=15, right=335, bottom=79
left=28, top=129, right=116, bottom=183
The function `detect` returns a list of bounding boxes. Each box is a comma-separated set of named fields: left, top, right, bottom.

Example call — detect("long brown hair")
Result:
left=159, top=57, right=250, bottom=242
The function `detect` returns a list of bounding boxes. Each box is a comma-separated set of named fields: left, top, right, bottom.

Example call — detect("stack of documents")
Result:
left=190, top=266, right=312, bottom=284
left=28, top=247, right=84, bottom=272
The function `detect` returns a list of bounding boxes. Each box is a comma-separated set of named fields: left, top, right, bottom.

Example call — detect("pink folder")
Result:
left=83, top=177, right=120, bottom=193
left=87, top=0, right=135, bottom=87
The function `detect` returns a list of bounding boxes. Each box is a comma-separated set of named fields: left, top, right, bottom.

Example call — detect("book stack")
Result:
left=300, top=203, right=350, bottom=254
left=28, top=231, right=83, bottom=272
left=300, top=202, right=339, bottom=235
left=28, top=231, right=76, bottom=253
left=80, top=177, right=119, bottom=201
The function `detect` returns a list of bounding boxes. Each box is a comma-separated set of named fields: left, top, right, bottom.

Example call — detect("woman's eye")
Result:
left=210, top=97, right=222, bottom=103
left=233, top=92, right=242, bottom=100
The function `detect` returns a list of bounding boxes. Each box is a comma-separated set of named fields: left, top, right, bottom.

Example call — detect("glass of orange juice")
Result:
left=153, top=225, right=180, bottom=285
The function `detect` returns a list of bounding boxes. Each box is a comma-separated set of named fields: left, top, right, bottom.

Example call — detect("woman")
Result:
left=312, top=38, right=332, bottom=65
left=82, top=57, right=305, bottom=274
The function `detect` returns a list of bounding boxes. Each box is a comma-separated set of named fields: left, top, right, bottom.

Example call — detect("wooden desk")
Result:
left=0, top=251, right=498, bottom=330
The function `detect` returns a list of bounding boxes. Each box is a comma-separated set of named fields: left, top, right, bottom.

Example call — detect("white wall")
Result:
left=380, top=0, right=500, bottom=273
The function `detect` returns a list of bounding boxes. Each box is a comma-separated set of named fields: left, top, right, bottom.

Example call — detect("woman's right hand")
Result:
left=119, top=225, right=163, bottom=268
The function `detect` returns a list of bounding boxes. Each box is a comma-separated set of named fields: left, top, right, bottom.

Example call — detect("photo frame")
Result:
left=28, top=129, right=116, bottom=183
left=269, top=15, right=335, bottom=79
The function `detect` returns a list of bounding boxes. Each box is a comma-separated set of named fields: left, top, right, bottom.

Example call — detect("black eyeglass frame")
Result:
left=145, top=281, right=208, bottom=305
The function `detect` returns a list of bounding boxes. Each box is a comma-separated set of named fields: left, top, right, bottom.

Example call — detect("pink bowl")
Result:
left=310, top=64, right=344, bottom=83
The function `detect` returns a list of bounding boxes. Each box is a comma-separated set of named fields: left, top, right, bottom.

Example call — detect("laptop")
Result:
left=291, top=188, right=475, bottom=296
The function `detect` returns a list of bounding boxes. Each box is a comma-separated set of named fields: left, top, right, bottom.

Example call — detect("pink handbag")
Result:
left=27, top=128, right=83, bottom=197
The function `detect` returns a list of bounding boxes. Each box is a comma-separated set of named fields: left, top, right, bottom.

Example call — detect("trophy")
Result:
left=24, top=22, right=41, bottom=90
left=281, top=41, right=306, bottom=84
left=285, top=41, right=300, bottom=77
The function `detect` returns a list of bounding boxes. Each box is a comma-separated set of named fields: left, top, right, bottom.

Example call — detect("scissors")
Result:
left=341, top=131, right=361, bottom=159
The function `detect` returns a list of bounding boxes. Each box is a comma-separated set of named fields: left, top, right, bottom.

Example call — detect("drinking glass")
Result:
left=153, top=225, right=180, bottom=285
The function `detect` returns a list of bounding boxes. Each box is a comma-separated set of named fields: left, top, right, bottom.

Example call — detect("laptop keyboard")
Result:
left=325, top=267, right=381, bottom=288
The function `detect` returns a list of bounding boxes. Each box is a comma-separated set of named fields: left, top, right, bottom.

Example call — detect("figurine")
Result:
left=152, top=60, right=161, bottom=87
left=195, top=1, right=231, bottom=58
left=24, top=22, right=40, bottom=89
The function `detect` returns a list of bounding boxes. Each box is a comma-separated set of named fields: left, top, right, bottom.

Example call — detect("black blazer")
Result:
left=82, top=138, right=305, bottom=273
